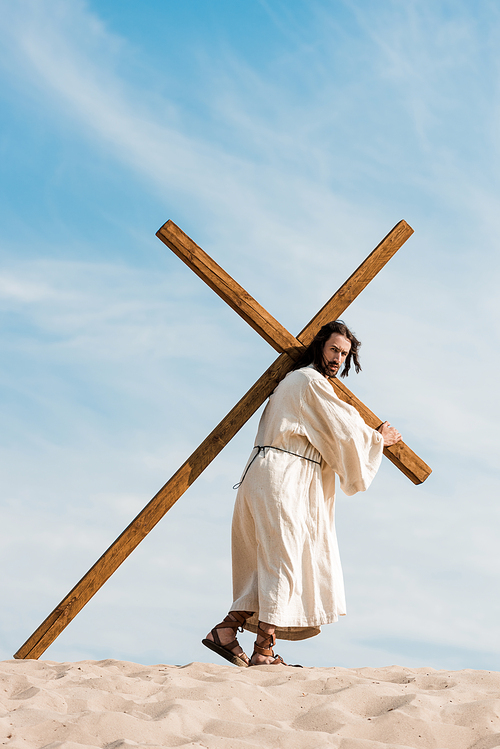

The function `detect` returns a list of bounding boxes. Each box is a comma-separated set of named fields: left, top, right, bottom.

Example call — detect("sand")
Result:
left=1, top=659, right=499, bottom=749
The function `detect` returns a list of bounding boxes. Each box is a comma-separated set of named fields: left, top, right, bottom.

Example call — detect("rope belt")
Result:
left=233, top=445, right=321, bottom=490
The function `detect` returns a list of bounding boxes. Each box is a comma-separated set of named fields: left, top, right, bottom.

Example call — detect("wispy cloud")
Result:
left=0, top=0, right=401, bottom=262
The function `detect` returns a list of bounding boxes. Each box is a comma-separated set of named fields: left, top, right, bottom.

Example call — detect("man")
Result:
left=203, top=320, right=401, bottom=667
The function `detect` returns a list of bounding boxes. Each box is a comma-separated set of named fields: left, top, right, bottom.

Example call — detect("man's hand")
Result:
left=378, top=421, right=402, bottom=447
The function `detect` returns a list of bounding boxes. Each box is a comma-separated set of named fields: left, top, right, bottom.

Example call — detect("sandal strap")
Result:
left=254, top=626, right=276, bottom=657
left=212, top=611, right=252, bottom=633
left=227, top=611, right=253, bottom=628
left=213, top=633, right=239, bottom=651
left=253, top=642, right=275, bottom=657
left=211, top=611, right=253, bottom=647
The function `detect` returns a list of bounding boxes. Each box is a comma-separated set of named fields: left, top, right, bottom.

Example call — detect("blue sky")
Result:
left=1, top=0, right=499, bottom=670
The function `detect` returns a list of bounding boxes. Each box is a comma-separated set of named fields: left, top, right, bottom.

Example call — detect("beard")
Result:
left=324, top=361, right=340, bottom=377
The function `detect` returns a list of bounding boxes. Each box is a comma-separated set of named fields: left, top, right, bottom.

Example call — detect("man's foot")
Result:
left=250, top=623, right=303, bottom=667
left=202, top=611, right=252, bottom=667
left=250, top=623, right=283, bottom=665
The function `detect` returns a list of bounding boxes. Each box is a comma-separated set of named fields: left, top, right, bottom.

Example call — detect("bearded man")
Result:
left=203, top=320, right=401, bottom=667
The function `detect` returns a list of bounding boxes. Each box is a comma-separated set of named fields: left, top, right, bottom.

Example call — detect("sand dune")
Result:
left=1, top=659, right=499, bottom=748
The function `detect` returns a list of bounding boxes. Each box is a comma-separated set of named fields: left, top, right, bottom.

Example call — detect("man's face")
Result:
left=322, top=332, right=351, bottom=378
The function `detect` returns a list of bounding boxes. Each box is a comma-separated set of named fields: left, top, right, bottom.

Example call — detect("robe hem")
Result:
left=230, top=603, right=344, bottom=640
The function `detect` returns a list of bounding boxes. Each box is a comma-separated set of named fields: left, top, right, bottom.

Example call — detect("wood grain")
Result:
left=14, top=219, right=429, bottom=660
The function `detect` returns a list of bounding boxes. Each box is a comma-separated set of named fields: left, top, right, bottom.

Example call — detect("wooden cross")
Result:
left=14, top=219, right=431, bottom=660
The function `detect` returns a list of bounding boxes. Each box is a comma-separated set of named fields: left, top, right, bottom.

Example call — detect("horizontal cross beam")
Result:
left=156, top=220, right=430, bottom=484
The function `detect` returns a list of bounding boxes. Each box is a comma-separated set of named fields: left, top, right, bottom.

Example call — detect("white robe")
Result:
left=230, top=365, right=383, bottom=641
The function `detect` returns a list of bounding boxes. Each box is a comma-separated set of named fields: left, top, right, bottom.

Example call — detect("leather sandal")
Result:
left=202, top=611, right=252, bottom=667
left=250, top=625, right=303, bottom=667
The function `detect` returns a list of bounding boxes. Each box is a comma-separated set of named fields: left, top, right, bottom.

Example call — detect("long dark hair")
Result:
left=291, top=320, right=361, bottom=378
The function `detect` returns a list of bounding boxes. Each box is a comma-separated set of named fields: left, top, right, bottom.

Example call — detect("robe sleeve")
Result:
left=300, top=374, right=384, bottom=496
